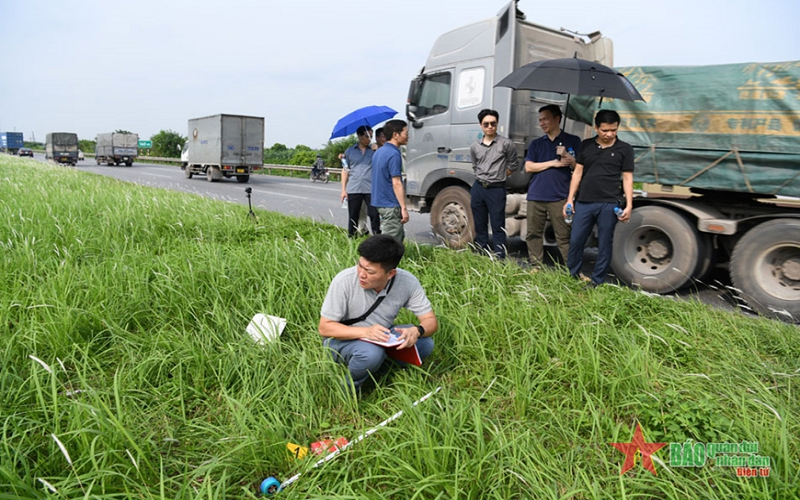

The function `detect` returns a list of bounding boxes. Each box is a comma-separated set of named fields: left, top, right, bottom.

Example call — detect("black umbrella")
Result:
left=495, top=56, right=644, bottom=126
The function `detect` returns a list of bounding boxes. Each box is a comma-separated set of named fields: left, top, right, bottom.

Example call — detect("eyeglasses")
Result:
left=481, top=121, right=498, bottom=128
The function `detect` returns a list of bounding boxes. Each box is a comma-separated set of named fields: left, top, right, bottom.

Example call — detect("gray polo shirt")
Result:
left=343, top=144, right=375, bottom=194
left=320, top=267, right=432, bottom=327
left=469, top=134, right=519, bottom=183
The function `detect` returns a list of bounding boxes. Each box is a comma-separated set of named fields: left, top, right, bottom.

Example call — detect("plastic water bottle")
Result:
left=341, top=158, right=349, bottom=170
left=341, top=198, right=348, bottom=209
left=614, top=206, right=624, bottom=219
left=565, top=203, right=574, bottom=225
left=567, top=147, right=576, bottom=158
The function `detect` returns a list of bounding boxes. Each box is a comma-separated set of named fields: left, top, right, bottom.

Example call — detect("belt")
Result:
left=478, top=180, right=505, bottom=189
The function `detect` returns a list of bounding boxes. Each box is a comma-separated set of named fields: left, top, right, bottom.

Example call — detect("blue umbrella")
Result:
left=330, top=105, right=398, bottom=140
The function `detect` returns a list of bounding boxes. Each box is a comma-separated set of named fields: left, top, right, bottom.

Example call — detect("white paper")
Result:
left=246, top=313, right=286, bottom=344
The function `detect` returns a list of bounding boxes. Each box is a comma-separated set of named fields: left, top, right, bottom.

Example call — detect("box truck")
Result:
left=95, top=133, right=139, bottom=166
left=182, top=114, right=264, bottom=183
left=1, top=132, right=24, bottom=154
left=45, top=133, right=79, bottom=166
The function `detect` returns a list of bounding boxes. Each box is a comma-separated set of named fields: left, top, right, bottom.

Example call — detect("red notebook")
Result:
left=361, top=332, right=422, bottom=366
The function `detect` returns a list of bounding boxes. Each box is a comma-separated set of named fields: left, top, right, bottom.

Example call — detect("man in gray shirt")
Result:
left=319, top=235, right=438, bottom=392
left=341, top=125, right=380, bottom=237
left=469, top=109, right=519, bottom=259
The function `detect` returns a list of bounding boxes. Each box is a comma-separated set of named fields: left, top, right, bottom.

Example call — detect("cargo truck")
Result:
left=578, top=61, right=800, bottom=321
left=1, top=132, right=24, bottom=154
left=403, top=1, right=800, bottom=320
left=181, top=114, right=264, bottom=183
left=95, top=132, right=139, bottom=166
left=45, top=133, right=79, bottom=166
left=404, top=1, right=609, bottom=242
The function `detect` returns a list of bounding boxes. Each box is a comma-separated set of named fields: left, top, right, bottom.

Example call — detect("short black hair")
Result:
left=595, top=109, right=621, bottom=127
left=538, top=104, right=562, bottom=120
left=375, top=127, right=385, bottom=138
left=356, top=125, right=373, bottom=137
left=383, top=119, right=408, bottom=141
left=477, top=109, right=499, bottom=124
left=358, top=234, right=405, bottom=271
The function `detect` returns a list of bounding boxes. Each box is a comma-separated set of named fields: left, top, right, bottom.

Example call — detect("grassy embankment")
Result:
left=1, top=156, right=798, bottom=499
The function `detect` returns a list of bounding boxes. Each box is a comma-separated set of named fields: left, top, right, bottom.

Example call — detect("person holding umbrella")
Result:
left=469, top=109, right=519, bottom=259
left=341, top=125, right=381, bottom=237
left=565, top=109, right=634, bottom=287
left=524, top=104, right=581, bottom=267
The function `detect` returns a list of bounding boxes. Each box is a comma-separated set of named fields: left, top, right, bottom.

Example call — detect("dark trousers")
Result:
left=347, top=193, right=380, bottom=237
left=470, top=181, right=507, bottom=258
left=567, top=201, right=618, bottom=285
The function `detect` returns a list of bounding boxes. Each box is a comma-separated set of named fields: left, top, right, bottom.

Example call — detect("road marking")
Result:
left=251, top=189, right=311, bottom=200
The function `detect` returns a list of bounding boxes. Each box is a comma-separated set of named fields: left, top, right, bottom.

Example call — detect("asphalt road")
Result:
left=33, top=154, right=746, bottom=317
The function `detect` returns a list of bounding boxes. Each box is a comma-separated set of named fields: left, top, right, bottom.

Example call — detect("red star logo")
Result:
left=610, top=423, right=667, bottom=475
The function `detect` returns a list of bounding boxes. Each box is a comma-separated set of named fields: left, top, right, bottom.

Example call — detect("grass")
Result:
left=1, top=155, right=798, bottom=499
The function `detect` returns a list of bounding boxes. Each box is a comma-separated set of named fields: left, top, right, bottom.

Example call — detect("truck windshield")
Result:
left=412, top=72, right=452, bottom=119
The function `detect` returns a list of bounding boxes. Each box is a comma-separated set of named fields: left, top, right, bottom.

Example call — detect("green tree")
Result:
left=79, top=139, right=96, bottom=153
left=150, top=130, right=186, bottom=158
left=290, top=149, right=317, bottom=166
left=263, top=143, right=293, bottom=165
left=320, top=136, right=357, bottom=168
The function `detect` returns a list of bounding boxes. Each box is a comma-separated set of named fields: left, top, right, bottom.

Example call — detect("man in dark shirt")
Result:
left=565, top=109, right=634, bottom=287
left=469, top=109, right=519, bottom=259
left=524, top=104, right=581, bottom=266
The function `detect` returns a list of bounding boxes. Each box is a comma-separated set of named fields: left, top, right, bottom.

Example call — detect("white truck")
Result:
left=405, top=1, right=800, bottom=321
left=95, top=133, right=139, bottom=166
left=181, top=114, right=264, bottom=183
left=403, top=0, right=611, bottom=248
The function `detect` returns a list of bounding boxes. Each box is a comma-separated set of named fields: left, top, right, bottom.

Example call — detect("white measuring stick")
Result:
left=279, top=386, right=442, bottom=490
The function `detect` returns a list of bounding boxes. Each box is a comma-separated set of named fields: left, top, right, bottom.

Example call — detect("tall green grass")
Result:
left=1, top=156, right=798, bottom=499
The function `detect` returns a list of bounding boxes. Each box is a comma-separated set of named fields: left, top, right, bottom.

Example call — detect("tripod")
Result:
left=245, top=187, right=256, bottom=221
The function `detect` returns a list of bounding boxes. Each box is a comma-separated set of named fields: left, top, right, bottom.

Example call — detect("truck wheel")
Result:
left=611, top=205, right=711, bottom=293
left=125, top=161, right=132, bottom=167
left=236, top=175, right=250, bottom=183
left=184, top=167, right=193, bottom=179
left=430, top=186, right=474, bottom=249
left=96, top=159, right=101, bottom=165
left=730, top=219, right=800, bottom=321
left=206, top=167, right=221, bottom=182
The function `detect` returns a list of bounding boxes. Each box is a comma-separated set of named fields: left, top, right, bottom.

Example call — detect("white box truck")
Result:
left=95, top=133, right=139, bottom=166
left=182, top=114, right=264, bottom=183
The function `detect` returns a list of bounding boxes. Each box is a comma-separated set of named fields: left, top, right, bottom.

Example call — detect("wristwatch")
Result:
left=415, top=325, right=425, bottom=337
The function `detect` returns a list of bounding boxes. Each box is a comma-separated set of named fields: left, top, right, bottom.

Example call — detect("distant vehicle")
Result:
left=182, top=114, right=264, bottom=183
left=95, top=133, right=138, bottom=166
left=18, top=147, right=33, bottom=157
left=78, top=150, right=85, bottom=161
left=1, top=132, right=24, bottom=154
left=45, top=133, right=79, bottom=166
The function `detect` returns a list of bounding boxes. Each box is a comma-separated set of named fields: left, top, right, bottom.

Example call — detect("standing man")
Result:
left=371, top=119, right=409, bottom=243
left=319, top=235, right=437, bottom=392
left=524, top=104, right=581, bottom=266
left=565, top=109, right=634, bottom=287
left=469, top=109, right=519, bottom=259
left=373, top=127, right=386, bottom=149
left=341, top=125, right=380, bottom=237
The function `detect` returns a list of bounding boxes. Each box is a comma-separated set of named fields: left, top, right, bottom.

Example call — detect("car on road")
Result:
left=18, top=147, right=34, bottom=158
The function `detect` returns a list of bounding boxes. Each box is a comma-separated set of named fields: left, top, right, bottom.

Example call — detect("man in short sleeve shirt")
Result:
left=320, top=235, right=438, bottom=392
left=565, top=109, right=634, bottom=287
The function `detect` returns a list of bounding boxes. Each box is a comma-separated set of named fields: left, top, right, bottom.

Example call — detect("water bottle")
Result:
left=341, top=198, right=348, bottom=209
left=567, top=147, right=575, bottom=158
left=565, top=203, right=574, bottom=225
left=341, top=157, right=349, bottom=170
left=614, top=206, right=624, bottom=220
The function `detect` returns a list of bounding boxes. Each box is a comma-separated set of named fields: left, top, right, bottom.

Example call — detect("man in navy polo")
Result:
left=371, top=119, right=409, bottom=243
left=565, top=109, right=634, bottom=287
left=524, top=104, right=581, bottom=267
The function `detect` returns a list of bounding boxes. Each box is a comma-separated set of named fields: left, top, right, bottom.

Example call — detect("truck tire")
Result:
left=430, top=186, right=475, bottom=249
left=730, top=219, right=800, bottom=321
left=206, top=167, right=221, bottom=182
left=184, top=167, right=193, bottom=179
left=236, top=175, right=250, bottom=183
left=125, top=161, right=132, bottom=167
left=611, top=205, right=712, bottom=293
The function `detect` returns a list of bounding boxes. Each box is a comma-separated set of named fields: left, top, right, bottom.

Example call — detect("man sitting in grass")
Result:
left=319, top=235, right=438, bottom=392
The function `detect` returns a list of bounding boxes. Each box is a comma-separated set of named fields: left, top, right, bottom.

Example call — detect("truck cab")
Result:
left=404, top=0, right=611, bottom=248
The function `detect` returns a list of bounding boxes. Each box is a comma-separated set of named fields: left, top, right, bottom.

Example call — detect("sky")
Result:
left=1, top=0, right=798, bottom=149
